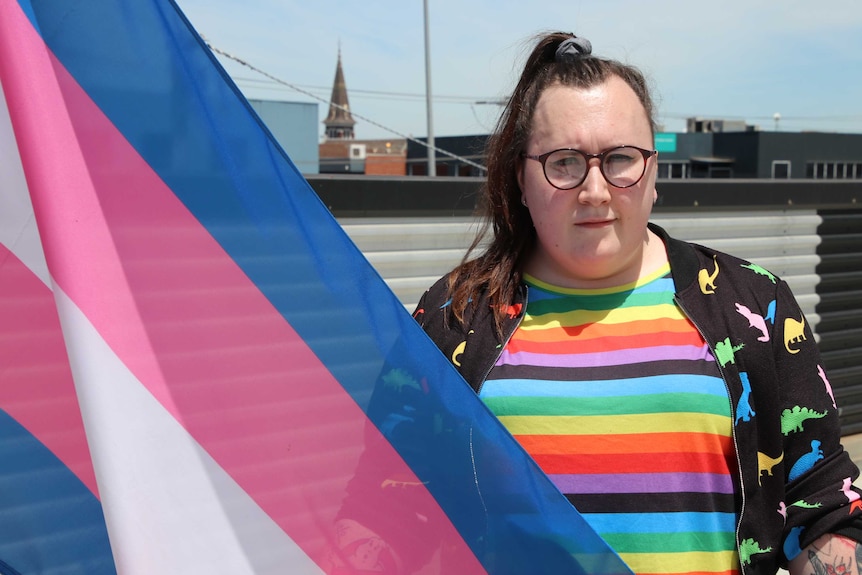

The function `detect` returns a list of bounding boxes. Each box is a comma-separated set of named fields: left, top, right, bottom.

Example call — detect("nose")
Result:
left=578, top=158, right=611, bottom=205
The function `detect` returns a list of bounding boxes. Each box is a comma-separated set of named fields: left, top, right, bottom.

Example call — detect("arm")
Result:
left=789, top=533, right=862, bottom=575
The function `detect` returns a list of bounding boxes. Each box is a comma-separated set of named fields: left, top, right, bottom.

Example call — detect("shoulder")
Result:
left=651, top=222, right=784, bottom=297
left=412, top=274, right=450, bottom=319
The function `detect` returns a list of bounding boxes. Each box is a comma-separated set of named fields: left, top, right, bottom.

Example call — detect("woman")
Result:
left=412, top=32, right=862, bottom=575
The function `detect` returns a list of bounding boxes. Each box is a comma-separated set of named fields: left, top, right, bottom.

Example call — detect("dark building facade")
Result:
left=714, top=132, right=862, bottom=179
left=407, top=131, right=862, bottom=180
left=406, top=135, right=488, bottom=177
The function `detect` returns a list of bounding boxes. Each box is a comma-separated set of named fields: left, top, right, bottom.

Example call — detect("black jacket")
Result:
left=412, top=222, right=862, bottom=574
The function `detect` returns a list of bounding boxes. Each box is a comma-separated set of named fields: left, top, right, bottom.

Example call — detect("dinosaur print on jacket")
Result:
left=698, top=255, right=719, bottom=294
left=741, top=263, right=777, bottom=284
left=735, top=372, right=755, bottom=424
left=781, top=406, right=827, bottom=435
left=784, top=316, right=807, bottom=354
left=818, top=365, right=836, bottom=408
left=789, top=499, right=822, bottom=510
left=739, top=538, right=773, bottom=565
left=382, top=368, right=421, bottom=393
left=715, top=338, right=744, bottom=368
left=765, top=299, right=776, bottom=324
left=735, top=303, right=770, bottom=342
left=451, top=330, right=474, bottom=367
left=758, top=450, right=784, bottom=485
left=788, top=440, right=824, bottom=481
left=783, top=526, right=805, bottom=561
left=841, top=477, right=862, bottom=515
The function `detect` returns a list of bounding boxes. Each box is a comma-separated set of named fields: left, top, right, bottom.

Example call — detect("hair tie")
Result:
left=555, top=36, right=592, bottom=63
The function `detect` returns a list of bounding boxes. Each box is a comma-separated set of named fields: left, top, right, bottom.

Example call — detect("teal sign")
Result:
left=655, top=133, right=677, bottom=153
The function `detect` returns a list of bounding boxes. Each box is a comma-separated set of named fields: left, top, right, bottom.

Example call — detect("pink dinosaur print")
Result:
left=777, top=501, right=787, bottom=523
left=818, top=365, right=836, bottom=408
left=841, top=477, right=862, bottom=516
left=842, top=477, right=860, bottom=501
left=735, top=302, right=770, bottom=342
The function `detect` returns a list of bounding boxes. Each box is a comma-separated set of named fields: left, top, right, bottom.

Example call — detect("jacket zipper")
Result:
left=475, top=286, right=529, bottom=396
left=674, top=294, right=748, bottom=575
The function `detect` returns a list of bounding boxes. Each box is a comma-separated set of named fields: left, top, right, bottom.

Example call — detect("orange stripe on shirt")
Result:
left=515, top=432, right=733, bottom=456
left=509, top=329, right=708, bottom=355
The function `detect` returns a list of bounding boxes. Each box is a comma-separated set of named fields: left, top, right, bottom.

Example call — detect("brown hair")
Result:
left=445, top=31, right=657, bottom=334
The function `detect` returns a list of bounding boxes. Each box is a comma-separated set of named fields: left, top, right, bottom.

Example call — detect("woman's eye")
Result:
left=606, top=153, right=636, bottom=165
left=553, top=156, right=579, bottom=168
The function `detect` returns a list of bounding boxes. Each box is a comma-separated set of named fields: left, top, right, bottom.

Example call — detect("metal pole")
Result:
left=423, top=0, right=436, bottom=176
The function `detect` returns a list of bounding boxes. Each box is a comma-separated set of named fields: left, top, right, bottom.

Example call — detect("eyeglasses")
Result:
left=523, top=145, right=657, bottom=190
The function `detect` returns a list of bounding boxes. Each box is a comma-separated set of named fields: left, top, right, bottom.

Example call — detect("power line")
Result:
left=233, top=76, right=494, bottom=103
left=205, top=41, right=487, bottom=172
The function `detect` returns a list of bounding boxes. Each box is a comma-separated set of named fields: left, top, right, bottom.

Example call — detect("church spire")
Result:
left=323, top=45, right=355, bottom=140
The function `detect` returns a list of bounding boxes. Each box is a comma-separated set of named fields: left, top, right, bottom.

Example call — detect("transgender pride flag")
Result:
left=0, top=1, right=633, bottom=573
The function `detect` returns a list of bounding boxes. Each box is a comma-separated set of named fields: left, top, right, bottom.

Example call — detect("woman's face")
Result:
left=517, top=76, right=659, bottom=288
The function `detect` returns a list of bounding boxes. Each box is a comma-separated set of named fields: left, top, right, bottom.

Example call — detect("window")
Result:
left=807, top=161, right=862, bottom=179
left=657, top=161, right=689, bottom=179
left=771, top=161, right=791, bottom=179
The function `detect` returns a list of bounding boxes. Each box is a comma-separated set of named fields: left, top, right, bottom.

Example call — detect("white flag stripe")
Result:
left=0, top=76, right=51, bottom=286
left=54, top=282, right=324, bottom=574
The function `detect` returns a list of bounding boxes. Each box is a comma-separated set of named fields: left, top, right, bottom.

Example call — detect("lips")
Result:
left=575, top=218, right=614, bottom=227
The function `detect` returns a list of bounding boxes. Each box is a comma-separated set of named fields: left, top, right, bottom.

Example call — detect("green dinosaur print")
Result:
left=781, top=405, right=827, bottom=435
left=382, top=368, right=420, bottom=393
left=789, top=499, right=823, bottom=509
left=739, top=538, right=773, bottom=565
left=741, top=263, right=777, bottom=284
left=715, top=338, right=745, bottom=367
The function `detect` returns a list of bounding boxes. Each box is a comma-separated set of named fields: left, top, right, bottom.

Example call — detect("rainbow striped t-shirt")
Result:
left=480, top=265, right=740, bottom=575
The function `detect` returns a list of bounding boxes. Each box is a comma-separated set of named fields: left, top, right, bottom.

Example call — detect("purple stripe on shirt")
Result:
left=549, top=472, right=736, bottom=495
left=500, top=344, right=712, bottom=368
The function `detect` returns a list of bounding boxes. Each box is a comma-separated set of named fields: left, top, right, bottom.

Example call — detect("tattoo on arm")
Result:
left=807, top=550, right=829, bottom=575
left=795, top=535, right=861, bottom=575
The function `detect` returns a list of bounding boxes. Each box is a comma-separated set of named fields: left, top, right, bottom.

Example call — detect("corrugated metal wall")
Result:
left=816, top=209, right=862, bottom=434
left=340, top=208, right=862, bottom=434
left=340, top=210, right=823, bottom=321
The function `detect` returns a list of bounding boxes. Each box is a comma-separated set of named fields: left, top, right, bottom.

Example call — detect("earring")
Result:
left=521, top=196, right=528, bottom=207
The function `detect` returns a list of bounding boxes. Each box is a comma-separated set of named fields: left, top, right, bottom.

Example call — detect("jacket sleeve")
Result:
left=773, top=278, right=862, bottom=561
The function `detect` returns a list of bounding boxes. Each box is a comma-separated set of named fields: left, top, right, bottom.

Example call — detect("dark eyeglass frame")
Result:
left=522, top=145, right=657, bottom=190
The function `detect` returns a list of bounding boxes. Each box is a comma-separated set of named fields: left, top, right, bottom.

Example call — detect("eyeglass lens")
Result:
left=544, top=146, right=647, bottom=189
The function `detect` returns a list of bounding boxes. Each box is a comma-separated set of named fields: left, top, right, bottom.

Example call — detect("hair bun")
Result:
left=555, top=36, right=592, bottom=62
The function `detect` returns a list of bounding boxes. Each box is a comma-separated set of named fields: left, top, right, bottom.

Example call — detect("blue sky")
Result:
left=177, top=0, right=862, bottom=141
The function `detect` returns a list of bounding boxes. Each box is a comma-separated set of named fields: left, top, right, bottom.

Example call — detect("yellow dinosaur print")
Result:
left=698, top=255, right=719, bottom=294
left=451, top=330, right=474, bottom=367
left=758, top=450, right=784, bottom=485
left=784, top=316, right=806, bottom=355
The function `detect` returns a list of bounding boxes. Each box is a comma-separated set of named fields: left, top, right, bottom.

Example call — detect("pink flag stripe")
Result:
left=0, top=4, right=486, bottom=571
left=0, top=241, right=100, bottom=496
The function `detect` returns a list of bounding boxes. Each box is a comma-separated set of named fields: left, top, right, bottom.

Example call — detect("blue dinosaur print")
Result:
left=735, top=372, right=755, bottom=424
left=788, top=440, right=824, bottom=481
left=783, top=525, right=805, bottom=561
left=765, top=299, right=776, bottom=324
